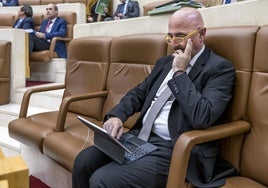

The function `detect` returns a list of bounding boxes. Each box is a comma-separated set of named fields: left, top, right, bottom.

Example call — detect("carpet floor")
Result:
left=30, top=175, right=50, bottom=188
left=26, top=81, right=53, bottom=87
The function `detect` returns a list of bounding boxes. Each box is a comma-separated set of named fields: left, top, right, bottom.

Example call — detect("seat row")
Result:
left=18, top=0, right=87, bottom=6
left=0, top=11, right=76, bottom=63
left=0, top=41, right=11, bottom=105
left=8, top=25, right=268, bottom=187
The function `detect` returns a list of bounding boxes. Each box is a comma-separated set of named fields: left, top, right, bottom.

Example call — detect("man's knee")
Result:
left=89, top=170, right=108, bottom=188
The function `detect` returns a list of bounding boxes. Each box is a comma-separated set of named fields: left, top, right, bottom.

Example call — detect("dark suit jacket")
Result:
left=0, top=0, right=19, bottom=6
left=113, top=0, right=140, bottom=18
left=106, top=47, right=236, bottom=187
left=38, top=17, right=67, bottom=58
left=13, top=17, right=34, bottom=30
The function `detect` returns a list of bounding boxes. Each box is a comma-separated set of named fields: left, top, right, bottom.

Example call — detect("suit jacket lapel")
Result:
left=188, top=47, right=210, bottom=81
left=50, top=18, right=58, bottom=33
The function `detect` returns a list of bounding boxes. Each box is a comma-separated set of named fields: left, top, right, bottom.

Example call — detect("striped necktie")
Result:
left=45, top=20, right=52, bottom=33
left=138, top=86, right=172, bottom=141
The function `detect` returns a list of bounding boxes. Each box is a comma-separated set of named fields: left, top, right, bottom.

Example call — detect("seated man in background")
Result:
left=29, top=3, right=68, bottom=58
left=0, top=0, right=19, bottom=6
left=104, top=0, right=139, bottom=21
left=13, top=4, right=34, bottom=31
left=86, top=0, right=112, bottom=23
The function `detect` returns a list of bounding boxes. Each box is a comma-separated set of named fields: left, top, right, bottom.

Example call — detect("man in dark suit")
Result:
left=13, top=4, right=34, bottom=30
left=29, top=3, right=67, bottom=58
left=0, top=0, right=19, bottom=6
left=104, top=0, right=139, bottom=21
left=72, top=7, right=235, bottom=188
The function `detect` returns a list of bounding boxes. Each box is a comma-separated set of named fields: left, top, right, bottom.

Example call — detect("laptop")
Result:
left=77, top=116, right=158, bottom=164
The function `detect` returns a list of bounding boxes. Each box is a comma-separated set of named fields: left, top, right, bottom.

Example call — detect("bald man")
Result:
left=72, top=7, right=235, bottom=188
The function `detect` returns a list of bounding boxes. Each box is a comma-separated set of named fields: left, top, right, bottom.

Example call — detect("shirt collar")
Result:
left=189, top=45, right=205, bottom=68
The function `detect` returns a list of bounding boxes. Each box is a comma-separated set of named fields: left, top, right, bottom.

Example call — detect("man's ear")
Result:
left=199, top=27, right=206, bottom=40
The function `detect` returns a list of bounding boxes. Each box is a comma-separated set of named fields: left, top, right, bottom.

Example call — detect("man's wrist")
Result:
left=173, top=70, right=186, bottom=78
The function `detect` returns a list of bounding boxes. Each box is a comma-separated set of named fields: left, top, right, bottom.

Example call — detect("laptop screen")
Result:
left=77, top=116, right=131, bottom=153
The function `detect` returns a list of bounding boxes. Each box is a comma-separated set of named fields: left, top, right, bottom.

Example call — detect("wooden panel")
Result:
left=0, top=155, right=29, bottom=188
left=0, top=180, right=8, bottom=188
left=0, top=148, right=5, bottom=159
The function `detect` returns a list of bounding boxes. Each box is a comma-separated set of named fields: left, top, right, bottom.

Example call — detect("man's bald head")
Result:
left=169, top=7, right=204, bottom=31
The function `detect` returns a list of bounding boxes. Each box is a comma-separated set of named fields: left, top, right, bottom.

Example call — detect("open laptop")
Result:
left=77, top=116, right=158, bottom=164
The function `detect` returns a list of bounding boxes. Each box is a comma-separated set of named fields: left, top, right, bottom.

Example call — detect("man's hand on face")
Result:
left=172, top=38, right=193, bottom=72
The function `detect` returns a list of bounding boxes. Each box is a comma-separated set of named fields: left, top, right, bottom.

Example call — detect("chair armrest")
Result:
left=0, top=78, right=10, bottom=82
left=166, top=120, right=251, bottom=188
left=55, top=91, right=108, bottom=132
left=49, top=37, right=72, bottom=58
left=19, top=84, right=65, bottom=118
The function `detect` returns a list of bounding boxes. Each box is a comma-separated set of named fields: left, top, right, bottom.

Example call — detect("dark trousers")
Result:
left=72, top=131, right=173, bottom=188
left=28, top=34, right=50, bottom=54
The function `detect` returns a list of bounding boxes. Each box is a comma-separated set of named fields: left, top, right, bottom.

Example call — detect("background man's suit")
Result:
left=0, top=0, right=19, bottom=6
left=105, top=47, right=236, bottom=187
left=30, top=17, right=67, bottom=58
left=13, top=17, right=34, bottom=30
left=113, top=0, right=140, bottom=19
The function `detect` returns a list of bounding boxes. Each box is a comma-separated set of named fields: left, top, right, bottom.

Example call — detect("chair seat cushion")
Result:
left=222, top=176, right=267, bottom=188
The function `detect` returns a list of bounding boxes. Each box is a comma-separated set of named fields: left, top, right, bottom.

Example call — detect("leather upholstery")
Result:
left=18, top=0, right=41, bottom=5
left=8, top=26, right=268, bottom=187
left=239, top=25, right=268, bottom=186
left=0, top=14, right=15, bottom=29
left=40, top=0, right=64, bottom=5
left=0, top=12, right=76, bottom=62
left=0, top=41, right=11, bottom=105
left=18, top=0, right=88, bottom=5
left=9, top=37, right=112, bottom=153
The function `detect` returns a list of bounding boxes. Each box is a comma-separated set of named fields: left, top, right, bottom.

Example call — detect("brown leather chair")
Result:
left=166, top=25, right=265, bottom=188
left=0, top=41, right=11, bottom=105
left=9, top=27, right=268, bottom=187
left=18, top=0, right=41, bottom=5
left=32, top=13, right=44, bottom=32
left=29, top=12, right=77, bottom=62
left=228, top=24, right=268, bottom=188
left=9, top=36, right=113, bottom=155
left=41, top=0, right=64, bottom=4
left=0, top=14, right=15, bottom=29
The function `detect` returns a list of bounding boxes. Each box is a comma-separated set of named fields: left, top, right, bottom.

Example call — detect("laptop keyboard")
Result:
left=119, top=136, right=157, bottom=163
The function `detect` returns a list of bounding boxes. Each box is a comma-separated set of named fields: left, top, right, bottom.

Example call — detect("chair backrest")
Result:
left=65, top=36, right=113, bottom=121
left=103, top=33, right=168, bottom=129
left=40, top=0, right=64, bottom=5
left=0, top=14, right=15, bottom=29
left=240, top=25, right=268, bottom=186
left=0, top=40, right=11, bottom=105
left=33, top=13, right=44, bottom=31
left=18, top=0, right=41, bottom=5
left=58, top=11, right=77, bottom=38
left=204, top=25, right=259, bottom=169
